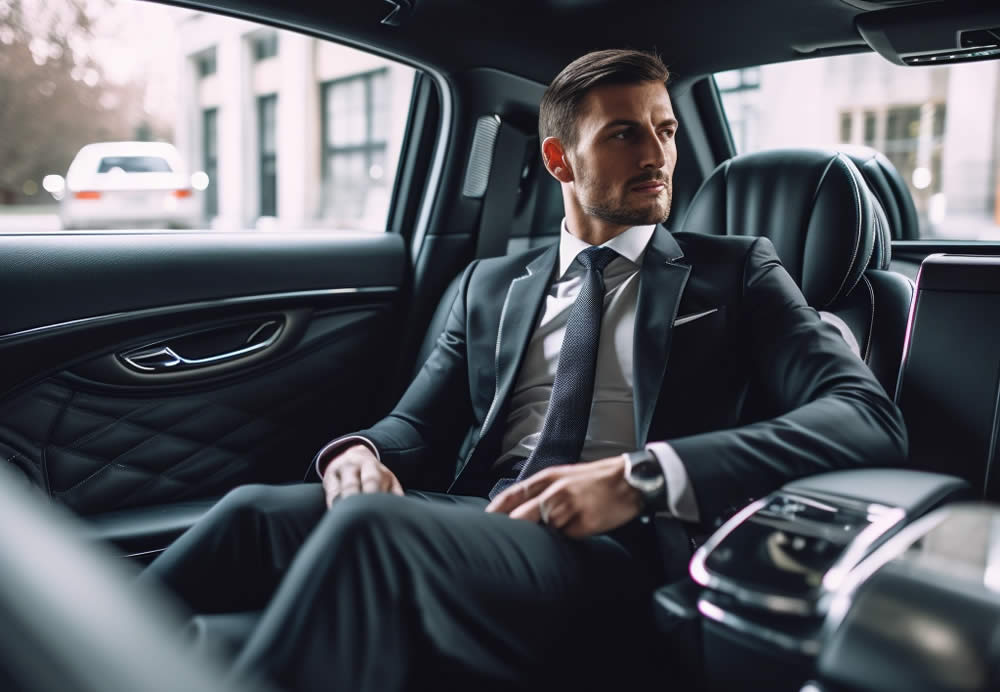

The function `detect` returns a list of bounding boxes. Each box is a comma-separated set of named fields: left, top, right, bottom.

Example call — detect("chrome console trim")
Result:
left=690, top=490, right=907, bottom=616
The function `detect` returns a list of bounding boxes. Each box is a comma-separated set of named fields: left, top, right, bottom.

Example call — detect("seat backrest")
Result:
left=840, top=145, right=921, bottom=241
left=679, top=148, right=912, bottom=394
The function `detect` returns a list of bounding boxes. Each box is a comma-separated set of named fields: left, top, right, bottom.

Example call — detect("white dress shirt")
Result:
left=493, top=221, right=698, bottom=521
left=316, top=220, right=700, bottom=522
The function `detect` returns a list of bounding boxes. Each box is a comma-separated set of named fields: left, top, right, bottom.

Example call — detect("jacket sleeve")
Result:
left=667, top=237, right=908, bottom=525
left=340, top=261, right=478, bottom=487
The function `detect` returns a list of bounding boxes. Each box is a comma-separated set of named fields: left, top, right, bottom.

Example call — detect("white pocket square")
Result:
left=673, top=308, right=719, bottom=326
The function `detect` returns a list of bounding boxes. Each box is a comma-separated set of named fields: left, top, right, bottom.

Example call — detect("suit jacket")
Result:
left=354, top=225, right=908, bottom=526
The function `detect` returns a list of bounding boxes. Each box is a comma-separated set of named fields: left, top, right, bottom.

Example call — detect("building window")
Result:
left=202, top=108, right=219, bottom=219
left=883, top=104, right=945, bottom=196
left=321, top=69, right=389, bottom=224
left=839, top=112, right=852, bottom=143
left=258, top=95, right=277, bottom=218
left=196, top=48, right=217, bottom=78
left=715, top=67, right=761, bottom=93
left=863, top=110, right=877, bottom=147
left=252, top=32, right=278, bottom=61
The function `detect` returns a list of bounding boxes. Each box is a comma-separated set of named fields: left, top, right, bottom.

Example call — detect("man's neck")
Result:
left=564, top=209, right=630, bottom=247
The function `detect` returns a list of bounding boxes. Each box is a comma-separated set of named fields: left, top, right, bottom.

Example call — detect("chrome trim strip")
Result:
left=0, top=286, right=398, bottom=343
left=698, top=597, right=822, bottom=657
left=690, top=491, right=906, bottom=616
left=821, top=508, right=951, bottom=642
left=120, top=319, right=283, bottom=372
left=821, top=506, right=906, bottom=593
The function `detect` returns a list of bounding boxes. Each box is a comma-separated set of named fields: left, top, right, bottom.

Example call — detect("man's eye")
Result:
left=661, top=129, right=676, bottom=140
left=612, top=130, right=629, bottom=140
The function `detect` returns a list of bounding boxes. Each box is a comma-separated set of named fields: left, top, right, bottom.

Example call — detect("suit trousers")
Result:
left=140, top=483, right=672, bottom=692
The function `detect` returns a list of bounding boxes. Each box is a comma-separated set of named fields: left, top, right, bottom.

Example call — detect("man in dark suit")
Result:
left=143, top=49, right=907, bottom=691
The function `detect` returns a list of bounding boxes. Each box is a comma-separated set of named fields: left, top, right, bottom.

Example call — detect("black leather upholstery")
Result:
left=680, top=148, right=913, bottom=395
left=681, top=149, right=878, bottom=309
left=840, top=145, right=921, bottom=241
left=0, top=308, right=387, bottom=516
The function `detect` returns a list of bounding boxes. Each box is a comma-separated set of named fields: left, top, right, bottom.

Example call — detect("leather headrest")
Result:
left=680, top=149, right=879, bottom=309
left=839, top=145, right=920, bottom=243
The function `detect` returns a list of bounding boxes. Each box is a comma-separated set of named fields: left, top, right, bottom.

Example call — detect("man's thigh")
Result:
left=298, top=491, right=657, bottom=687
left=142, top=483, right=328, bottom=612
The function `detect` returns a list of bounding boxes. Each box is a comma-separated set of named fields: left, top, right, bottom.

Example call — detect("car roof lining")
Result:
left=161, top=0, right=880, bottom=83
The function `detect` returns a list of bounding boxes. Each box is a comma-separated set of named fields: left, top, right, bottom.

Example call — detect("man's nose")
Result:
left=638, top=129, right=667, bottom=170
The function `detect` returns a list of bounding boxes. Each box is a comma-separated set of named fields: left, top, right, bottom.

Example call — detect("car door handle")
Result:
left=120, top=320, right=283, bottom=373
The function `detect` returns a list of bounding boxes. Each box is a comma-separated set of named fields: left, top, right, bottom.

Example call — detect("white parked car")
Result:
left=54, top=142, right=207, bottom=230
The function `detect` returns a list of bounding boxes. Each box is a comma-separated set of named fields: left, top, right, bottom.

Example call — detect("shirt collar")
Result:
left=557, top=218, right=656, bottom=278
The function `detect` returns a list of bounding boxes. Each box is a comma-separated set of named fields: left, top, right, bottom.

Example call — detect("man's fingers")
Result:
left=389, top=475, right=404, bottom=496
left=508, top=496, right=543, bottom=522
left=359, top=458, right=381, bottom=494
left=485, top=469, right=559, bottom=514
left=337, top=464, right=362, bottom=498
left=323, top=475, right=339, bottom=508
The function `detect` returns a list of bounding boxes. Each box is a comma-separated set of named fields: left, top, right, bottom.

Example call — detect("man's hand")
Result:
left=484, top=456, right=644, bottom=537
left=322, top=443, right=403, bottom=508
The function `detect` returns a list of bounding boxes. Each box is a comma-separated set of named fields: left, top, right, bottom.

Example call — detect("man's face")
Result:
left=565, top=81, right=678, bottom=227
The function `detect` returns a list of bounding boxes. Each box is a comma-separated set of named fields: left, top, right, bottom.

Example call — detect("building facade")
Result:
left=718, top=55, right=1000, bottom=239
left=174, top=13, right=415, bottom=232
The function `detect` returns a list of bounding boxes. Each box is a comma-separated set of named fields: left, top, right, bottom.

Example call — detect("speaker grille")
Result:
left=462, top=115, right=501, bottom=199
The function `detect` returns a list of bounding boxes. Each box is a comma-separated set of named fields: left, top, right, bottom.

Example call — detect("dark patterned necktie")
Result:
left=489, top=245, right=619, bottom=499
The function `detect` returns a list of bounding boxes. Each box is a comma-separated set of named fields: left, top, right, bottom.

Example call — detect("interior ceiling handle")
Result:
left=120, top=320, right=282, bottom=373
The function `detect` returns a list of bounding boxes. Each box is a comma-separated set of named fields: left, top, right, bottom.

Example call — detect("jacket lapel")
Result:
left=634, top=225, right=690, bottom=445
left=479, top=243, right=558, bottom=441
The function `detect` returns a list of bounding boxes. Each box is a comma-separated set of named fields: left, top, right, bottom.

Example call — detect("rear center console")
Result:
left=667, top=468, right=970, bottom=690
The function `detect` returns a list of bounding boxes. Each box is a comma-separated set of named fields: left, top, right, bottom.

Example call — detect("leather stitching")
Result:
left=806, top=157, right=838, bottom=298
left=827, top=154, right=864, bottom=308
left=862, top=275, right=875, bottom=363
left=52, top=402, right=258, bottom=497
left=109, top=388, right=313, bottom=508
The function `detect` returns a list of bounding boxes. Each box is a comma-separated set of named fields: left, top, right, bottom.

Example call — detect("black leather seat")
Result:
left=840, top=145, right=921, bottom=241
left=679, top=148, right=914, bottom=397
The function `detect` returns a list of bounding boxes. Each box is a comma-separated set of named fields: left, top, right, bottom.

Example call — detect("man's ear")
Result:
left=541, top=137, right=574, bottom=183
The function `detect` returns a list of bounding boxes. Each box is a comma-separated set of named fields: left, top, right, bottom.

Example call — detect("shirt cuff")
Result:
left=645, top=441, right=700, bottom=523
left=313, top=435, right=381, bottom=479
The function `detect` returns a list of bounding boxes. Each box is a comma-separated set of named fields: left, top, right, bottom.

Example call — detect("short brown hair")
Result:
left=539, top=49, right=670, bottom=149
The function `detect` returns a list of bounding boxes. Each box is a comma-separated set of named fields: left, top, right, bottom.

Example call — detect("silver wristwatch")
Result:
left=623, top=449, right=668, bottom=513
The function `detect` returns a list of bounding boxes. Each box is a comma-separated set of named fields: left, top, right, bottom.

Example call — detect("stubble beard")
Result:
left=577, top=169, right=673, bottom=227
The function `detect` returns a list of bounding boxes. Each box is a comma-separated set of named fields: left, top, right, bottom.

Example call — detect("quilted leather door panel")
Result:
left=0, top=232, right=407, bottom=519
left=1, top=305, right=392, bottom=515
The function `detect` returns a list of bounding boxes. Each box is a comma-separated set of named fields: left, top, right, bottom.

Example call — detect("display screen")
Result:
left=704, top=495, right=875, bottom=598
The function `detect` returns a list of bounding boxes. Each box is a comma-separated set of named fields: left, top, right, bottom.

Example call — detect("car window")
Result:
left=715, top=54, right=1000, bottom=241
left=97, top=157, right=173, bottom=174
left=0, top=0, right=417, bottom=233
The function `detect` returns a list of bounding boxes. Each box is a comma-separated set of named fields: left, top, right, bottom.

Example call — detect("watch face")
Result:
left=631, top=457, right=662, bottom=482
left=627, top=453, right=665, bottom=497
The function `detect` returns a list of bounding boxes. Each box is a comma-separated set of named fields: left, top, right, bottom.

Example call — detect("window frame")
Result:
left=319, top=67, right=390, bottom=222
left=257, top=94, right=278, bottom=218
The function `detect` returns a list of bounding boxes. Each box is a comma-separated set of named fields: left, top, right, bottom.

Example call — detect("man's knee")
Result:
left=213, top=483, right=323, bottom=522
left=216, top=483, right=279, bottom=515
left=320, top=493, right=416, bottom=553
